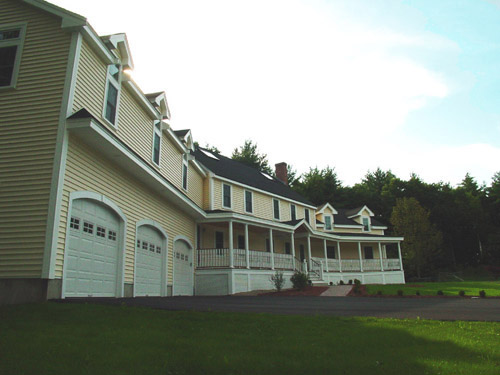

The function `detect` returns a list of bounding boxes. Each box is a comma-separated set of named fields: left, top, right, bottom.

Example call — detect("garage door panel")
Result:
left=64, top=198, right=121, bottom=298
left=135, top=225, right=164, bottom=297
left=174, top=240, right=193, bottom=296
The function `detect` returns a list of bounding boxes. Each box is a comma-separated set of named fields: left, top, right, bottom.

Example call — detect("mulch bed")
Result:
left=258, top=286, right=329, bottom=296
left=348, top=285, right=495, bottom=298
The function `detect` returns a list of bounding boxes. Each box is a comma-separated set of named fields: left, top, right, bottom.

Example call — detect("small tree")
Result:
left=231, top=140, right=273, bottom=175
left=270, top=271, right=285, bottom=292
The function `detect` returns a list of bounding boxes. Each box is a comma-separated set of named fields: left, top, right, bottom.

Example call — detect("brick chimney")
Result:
left=275, top=162, right=288, bottom=185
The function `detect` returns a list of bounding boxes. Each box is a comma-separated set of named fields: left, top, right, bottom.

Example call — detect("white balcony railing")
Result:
left=340, top=259, right=362, bottom=272
left=273, top=253, right=294, bottom=270
left=383, top=258, right=401, bottom=271
left=363, top=259, right=381, bottom=271
left=196, top=248, right=230, bottom=268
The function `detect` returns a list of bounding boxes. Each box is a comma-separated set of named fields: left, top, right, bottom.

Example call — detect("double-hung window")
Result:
left=244, top=190, right=253, bottom=213
left=152, top=121, right=161, bottom=166
left=362, top=217, right=370, bottom=232
left=215, top=231, right=224, bottom=249
left=290, top=204, right=296, bottom=221
left=104, top=64, right=121, bottom=126
left=304, top=209, right=310, bottom=224
left=182, top=154, right=188, bottom=190
left=273, top=199, right=280, bottom=220
left=222, top=184, right=231, bottom=208
left=324, top=215, right=332, bottom=230
left=0, top=24, right=26, bottom=89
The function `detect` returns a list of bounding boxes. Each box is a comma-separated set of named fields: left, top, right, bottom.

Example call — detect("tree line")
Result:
left=201, top=140, right=500, bottom=278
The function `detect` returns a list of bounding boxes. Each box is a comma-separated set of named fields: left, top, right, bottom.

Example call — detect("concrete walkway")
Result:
left=320, top=285, right=353, bottom=297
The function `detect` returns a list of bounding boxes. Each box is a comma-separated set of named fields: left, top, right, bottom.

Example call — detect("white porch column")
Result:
left=229, top=221, right=234, bottom=268
left=378, top=242, right=384, bottom=272
left=323, top=239, right=329, bottom=272
left=291, top=233, right=296, bottom=270
left=269, top=228, right=275, bottom=270
left=358, top=242, right=364, bottom=272
left=307, top=235, right=312, bottom=270
left=337, top=241, right=342, bottom=273
left=397, top=242, right=404, bottom=271
left=245, top=224, right=250, bottom=269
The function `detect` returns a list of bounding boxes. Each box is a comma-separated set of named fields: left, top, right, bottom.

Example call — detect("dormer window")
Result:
left=324, top=215, right=332, bottom=230
left=304, top=209, right=310, bottom=224
left=0, top=24, right=26, bottom=88
left=182, top=154, right=188, bottom=190
left=152, top=121, right=161, bottom=166
left=290, top=204, right=296, bottom=221
left=362, top=217, right=370, bottom=232
left=273, top=199, right=280, bottom=220
left=103, top=64, right=121, bottom=126
left=222, top=183, right=231, bottom=208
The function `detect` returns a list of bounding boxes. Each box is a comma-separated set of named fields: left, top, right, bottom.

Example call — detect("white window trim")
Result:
left=362, top=216, right=371, bottom=232
left=102, top=64, right=122, bottom=128
left=324, top=215, right=333, bottom=230
left=0, top=23, right=27, bottom=90
left=290, top=204, right=296, bottom=221
left=273, top=198, right=280, bottom=220
left=244, top=190, right=253, bottom=214
left=222, top=183, right=232, bottom=209
left=151, top=121, right=161, bottom=168
left=182, top=154, right=189, bottom=191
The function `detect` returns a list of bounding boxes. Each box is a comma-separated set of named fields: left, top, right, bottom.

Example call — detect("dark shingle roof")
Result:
left=281, top=219, right=303, bottom=226
left=193, top=147, right=314, bottom=206
left=334, top=232, right=390, bottom=238
left=370, top=217, right=386, bottom=227
left=174, top=129, right=190, bottom=138
left=333, top=214, right=361, bottom=226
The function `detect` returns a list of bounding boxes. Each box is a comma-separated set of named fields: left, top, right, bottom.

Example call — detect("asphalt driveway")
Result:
left=61, top=295, right=500, bottom=321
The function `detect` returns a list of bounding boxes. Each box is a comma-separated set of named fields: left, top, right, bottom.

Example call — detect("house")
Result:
left=0, top=0, right=404, bottom=304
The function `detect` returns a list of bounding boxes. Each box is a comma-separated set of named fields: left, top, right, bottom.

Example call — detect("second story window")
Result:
left=0, top=25, right=26, bottom=88
left=182, top=154, right=188, bottom=190
left=305, top=209, right=310, bottom=224
left=290, top=204, right=296, bottom=221
left=325, top=215, right=332, bottom=230
left=273, top=199, right=280, bottom=220
left=245, top=190, right=253, bottom=213
left=362, top=217, right=370, bottom=232
left=222, top=183, right=231, bottom=208
left=152, top=121, right=161, bottom=166
left=104, top=64, right=121, bottom=126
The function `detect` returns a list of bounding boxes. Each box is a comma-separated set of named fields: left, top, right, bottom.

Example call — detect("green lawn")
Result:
left=365, top=281, right=500, bottom=297
left=1, top=303, right=499, bottom=375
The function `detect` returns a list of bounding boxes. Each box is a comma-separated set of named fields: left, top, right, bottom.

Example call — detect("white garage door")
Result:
left=173, top=239, right=193, bottom=296
left=135, top=225, right=164, bottom=296
left=64, top=199, right=120, bottom=297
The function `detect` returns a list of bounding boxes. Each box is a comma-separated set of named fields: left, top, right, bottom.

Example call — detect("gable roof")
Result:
left=316, top=202, right=338, bottom=215
left=193, top=147, right=314, bottom=206
left=335, top=208, right=386, bottom=227
left=346, top=205, right=375, bottom=218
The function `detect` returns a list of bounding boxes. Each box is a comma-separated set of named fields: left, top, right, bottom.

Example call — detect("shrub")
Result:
left=348, top=279, right=353, bottom=285
left=376, top=290, right=382, bottom=296
left=437, top=290, right=444, bottom=296
left=354, top=279, right=361, bottom=286
left=415, top=291, right=420, bottom=296
left=459, top=290, right=465, bottom=297
left=352, top=280, right=362, bottom=295
left=290, top=271, right=309, bottom=290
left=270, top=271, right=285, bottom=292
left=329, top=282, right=333, bottom=286
left=397, top=289, right=404, bottom=296
left=479, top=290, right=486, bottom=298
left=339, top=280, right=345, bottom=285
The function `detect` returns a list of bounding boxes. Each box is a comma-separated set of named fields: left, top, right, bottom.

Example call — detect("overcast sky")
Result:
left=51, top=0, right=500, bottom=186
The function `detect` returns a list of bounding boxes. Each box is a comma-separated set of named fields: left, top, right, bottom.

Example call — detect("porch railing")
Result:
left=383, top=258, right=401, bottom=271
left=249, top=250, right=272, bottom=269
left=197, top=248, right=230, bottom=268
left=363, top=259, right=381, bottom=271
left=273, top=253, right=294, bottom=270
left=340, top=259, right=362, bottom=272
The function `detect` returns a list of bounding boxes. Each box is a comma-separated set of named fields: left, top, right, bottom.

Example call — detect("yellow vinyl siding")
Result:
left=56, top=135, right=196, bottom=284
left=332, top=227, right=363, bottom=234
left=202, top=177, right=210, bottom=210
left=161, top=136, right=183, bottom=189
left=187, top=165, right=204, bottom=207
left=0, top=0, right=71, bottom=277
